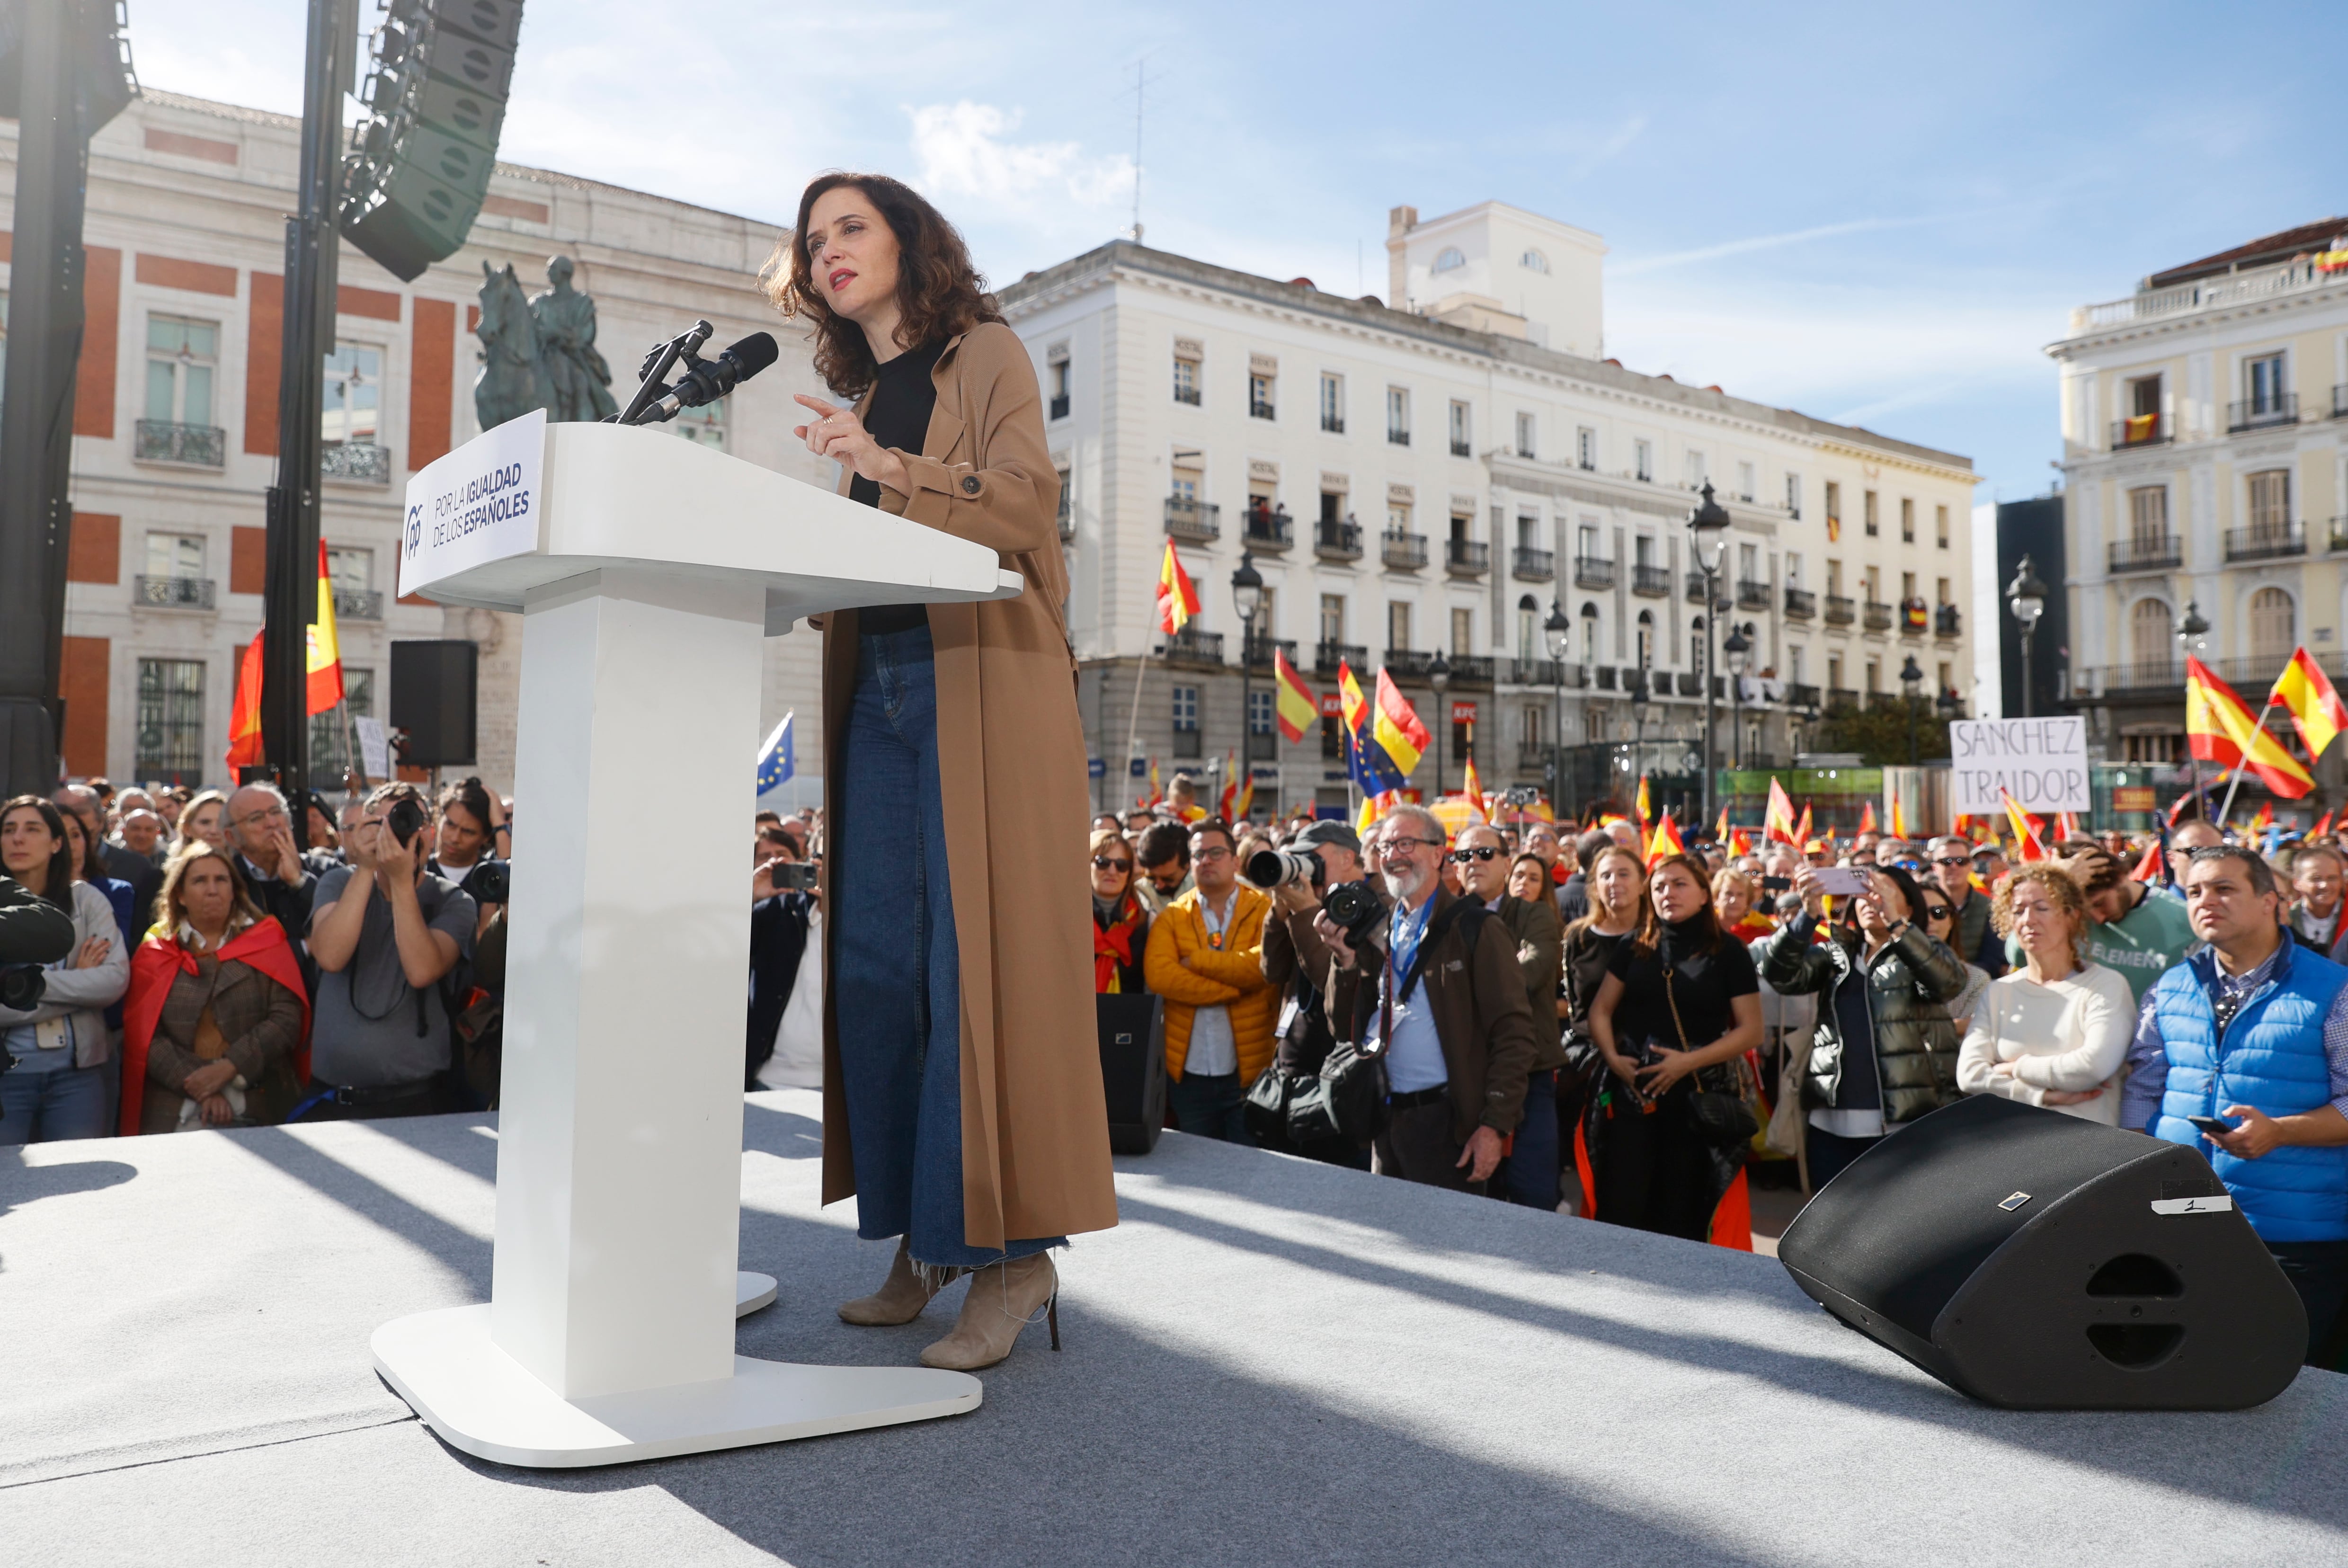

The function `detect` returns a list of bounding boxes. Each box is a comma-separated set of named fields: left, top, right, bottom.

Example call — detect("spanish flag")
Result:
left=1794, top=802, right=1813, bottom=846
left=1218, top=752, right=1238, bottom=822
left=306, top=541, right=344, bottom=713
left=1891, top=796, right=1909, bottom=840
left=222, top=543, right=346, bottom=770
left=2001, top=787, right=2048, bottom=862
left=2187, top=656, right=2314, bottom=798
left=1272, top=648, right=1316, bottom=742
left=1156, top=542, right=1200, bottom=634
left=1764, top=778, right=1799, bottom=845
left=1858, top=801, right=1878, bottom=835
left=1357, top=668, right=1431, bottom=795
left=2270, top=648, right=2348, bottom=764
left=225, top=631, right=265, bottom=770
left=1460, top=750, right=1484, bottom=805
left=1714, top=805, right=1729, bottom=845
left=1635, top=774, right=1653, bottom=830
left=1729, top=826, right=1752, bottom=857
left=1647, top=809, right=1685, bottom=861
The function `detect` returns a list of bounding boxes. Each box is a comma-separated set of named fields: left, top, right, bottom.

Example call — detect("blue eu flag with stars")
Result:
left=756, top=713, right=795, bottom=796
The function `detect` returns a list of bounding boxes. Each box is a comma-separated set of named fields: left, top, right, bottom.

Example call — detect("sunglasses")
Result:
left=1924, top=905, right=1953, bottom=921
left=1449, top=846, right=1502, bottom=863
left=1091, top=856, right=1132, bottom=872
left=1931, top=856, right=1969, bottom=868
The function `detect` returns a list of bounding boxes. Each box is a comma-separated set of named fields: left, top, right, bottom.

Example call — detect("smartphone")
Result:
left=1760, top=875, right=1792, bottom=893
left=2187, top=1114, right=2236, bottom=1138
left=769, top=862, right=819, bottom=891
left=1811, top=866, right=1873, bottom=897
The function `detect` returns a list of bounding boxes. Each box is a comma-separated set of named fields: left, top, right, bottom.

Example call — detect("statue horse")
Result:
left=472, top=260, right=556, bottom=431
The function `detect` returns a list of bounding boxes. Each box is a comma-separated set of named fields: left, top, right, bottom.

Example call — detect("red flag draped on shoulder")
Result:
left=120, top=918, right=311, bottom=1135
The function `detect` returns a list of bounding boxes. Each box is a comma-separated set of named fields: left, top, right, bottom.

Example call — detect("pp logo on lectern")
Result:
left=404, top=504, right=423, bottom=558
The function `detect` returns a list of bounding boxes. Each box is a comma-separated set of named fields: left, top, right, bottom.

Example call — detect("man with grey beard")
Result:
left=1318, top=807, right=1542, bottom=1192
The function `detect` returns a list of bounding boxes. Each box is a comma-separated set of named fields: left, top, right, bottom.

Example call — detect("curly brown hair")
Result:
left=1990, top=861, right=2090, bottom=962
left=759, top=173, right=1001, bottom=401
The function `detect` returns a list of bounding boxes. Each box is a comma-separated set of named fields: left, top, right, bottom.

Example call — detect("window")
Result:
left=135, top=658, right=206, bottom=781
left=1248, top=688, right=1273, bottom=737
left=1319, top=594, right=1346, bottom=645
left=1320, top=372, right=1344, bottom=434
left=1635, top=609, right=1654, bottom=669
left=1521, top=248, right=1549, bottom=273
left=1389, top=500, right=1413, bottom=534
left=1736, top=461, right=1755, bottom=502
left=1825, top=481, right=1841, bottom=542
left=323, top=343, right=381, bottom=447
left=1935, top=504, right=1949, bottom=548
left=1826, top=558, right=1843, bottom=595
left=1578, top=601, right=1600, bottom=664
left=1634, top=439, right=1653, bottom=482
left=1634, top=534, right=1655, bottom=568
left=1901, top=570, right=1917, bottom=601
left=2248, top=470, right=2291, bottom=537
left=2129, top=486, right=2167, bottom=543
left=1864, top=564, right=1881, bottom=601
left=1576, top=426, right=1596, bottom=471
left=1863, top=490, right=1879, bottom=538
left=1684, top=449, right=1706, bottom=489
left=146, top=531, right=205, bottom=581
left=1173, top=352, right=1200, bottom=405
left=327, top=546, right=373, bottom=592
left=1515, top=411, right=1536, bottom=459
left=2248, top=353, right=2287, bottom=414
left=1785, top=472, right=1802, bottom=517
left=311, top=667, right=374, bottom=780
left=1048, top=357, right=1071, bottom=420
left=2129, top=374, right=2163, bottom=418
left=1448, top=400, right=1471, bottom=457
left=2251, top=587, right=2295, bottom=663
left=1387, top=600, right=1413, bottom=653
left=1786, top=551, right=1804, bottom=587
left=1056, top=465, right=1072, bottom=534
left=1740, top=542, right=1761, bottom=583
left=1433, top=247, right=1466, bottom=272
left=1827, top=654, right=1843, bottom=691
left=672, top=401, right=726, bottom=449
left=1577, top=521, right=1599, bottom=560
left=1451, top=606, right=1474, bottom=656
left=1386, top=386, right=1410, bottom=445
left=1516, top=596, right=1539, bottom=663
left=1788, top=646, right=1805, bottom=685
left=1172, top=685, right=1199, bottom=732
left=1250, top=371, right=1275, bottom=420
left=145, top=315, right=219, bottom=429
left=1688, top=615, right=1705, bottom=669
left=1866, top=659, right=1881, bottom=694
left=1901, top=497, right=1915, bottom=543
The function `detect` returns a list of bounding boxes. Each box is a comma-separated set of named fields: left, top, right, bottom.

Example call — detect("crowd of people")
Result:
left=1083, top=777, right=2348, bottom=1369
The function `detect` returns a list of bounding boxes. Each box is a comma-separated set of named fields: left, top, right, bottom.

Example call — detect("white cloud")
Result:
left=907, top=101, right=1134, bottom=211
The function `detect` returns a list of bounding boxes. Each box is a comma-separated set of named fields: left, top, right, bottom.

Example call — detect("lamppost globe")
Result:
left=1542, top=600, right=1569, bottom=814
left=1543, top=599, right=1571, bottom=662
left=2007, top=552, right=2049, bottom=719
left=1231, top=552, right=1264, bottom=811
left=2176, top=600, right=2209, bottom=653
left=1229, top=552, right=1264, bottom=623
left=1723, top=624, right=1751, bottom=676
left=1900, top=654, right=1924, bottom=695
left=1688, top=481, right=1731, bottom=574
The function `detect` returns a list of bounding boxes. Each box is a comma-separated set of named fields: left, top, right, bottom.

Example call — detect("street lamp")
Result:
left=1544, top=599, right=1571, bottom=817
left=1629, top=663, right=1652, bottom=814
left=1688, top=481, right=1731, bottom=828
left=2007, top=554, right=2047, bottom=719
left=1723, top=622, right=1752, bottom=771
left=1427, top=649, right=1452, bottom=799
left=1900, top=653, right=1925, bottom=766
left=2177, top=599, right=2210, bottom=808
left=1230, top=552, right=1264, bottom=821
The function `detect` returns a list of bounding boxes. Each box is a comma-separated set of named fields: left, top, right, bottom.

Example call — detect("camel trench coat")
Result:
left=818, top=320, right=1119, bottom=1250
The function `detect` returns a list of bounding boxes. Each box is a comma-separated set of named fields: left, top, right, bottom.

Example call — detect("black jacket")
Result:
left=1762, top=914, right=1967, bottom=1125
left=747, top=891, right=814, bottom=1087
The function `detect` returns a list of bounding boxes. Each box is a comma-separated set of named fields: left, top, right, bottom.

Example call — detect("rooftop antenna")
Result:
left=1119, top=51, right=1165, bottom=244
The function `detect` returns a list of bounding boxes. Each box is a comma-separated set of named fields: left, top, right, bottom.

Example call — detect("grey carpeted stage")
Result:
left=6, top=1089, right=2348, bottom=1567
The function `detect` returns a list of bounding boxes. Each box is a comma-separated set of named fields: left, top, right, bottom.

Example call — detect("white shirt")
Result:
left=1183, top=888, right=1241, bottom=1077
left=1367, top=894, right=1448, bottom=1094
left=1956, top=960, right=2137, bottom=1124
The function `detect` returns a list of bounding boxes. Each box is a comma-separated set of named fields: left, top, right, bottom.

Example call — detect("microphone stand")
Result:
left=609, top=319, right=714, bottom=427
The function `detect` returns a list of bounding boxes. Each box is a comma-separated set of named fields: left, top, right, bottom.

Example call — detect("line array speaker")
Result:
left=338, top=0, right=526, bottom=283
left=1778, top=1094, right=2304, bottom=1410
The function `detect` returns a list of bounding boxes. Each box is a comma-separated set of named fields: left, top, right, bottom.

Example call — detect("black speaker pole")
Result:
left=263, top=0, right=357, bottom=834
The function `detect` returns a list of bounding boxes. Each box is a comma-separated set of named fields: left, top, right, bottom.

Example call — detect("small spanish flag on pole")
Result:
left=1647, top=808, right=1685, bottom=862
left=1858, top=800, right=1878, bottom=835
left=2270, top=646, right=2348, bottom=763
left=2001, top=787, right=2049, bottom=862
left=1271, top=648, right=1316, bottom=742
left=1156, top=542, right=1201, bottom=634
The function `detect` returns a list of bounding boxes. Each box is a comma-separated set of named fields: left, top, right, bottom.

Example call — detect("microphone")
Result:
left=646, top=331, right=778, bottom=421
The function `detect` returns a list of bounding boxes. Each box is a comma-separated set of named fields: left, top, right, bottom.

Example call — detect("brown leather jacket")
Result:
left=1325, top=886, right=1543, bottom=1142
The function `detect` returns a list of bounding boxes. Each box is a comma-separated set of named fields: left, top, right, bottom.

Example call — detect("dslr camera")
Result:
left=468, top=859, right=511, bottom=904
left=1241, top=846, right=1324, bottom=892
left=1321, top=879, right=1387, bottom=949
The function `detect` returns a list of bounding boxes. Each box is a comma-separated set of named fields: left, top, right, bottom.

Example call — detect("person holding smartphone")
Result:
left=1762, top=861, right=1966, bottom=1187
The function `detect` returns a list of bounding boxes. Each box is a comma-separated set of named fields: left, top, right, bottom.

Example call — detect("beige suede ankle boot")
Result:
left=918, top=1252, right=1059, bottom=1370
left=836, top=1239, right=944, bottom=1327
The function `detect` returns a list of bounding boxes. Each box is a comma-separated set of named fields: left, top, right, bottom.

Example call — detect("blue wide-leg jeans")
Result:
left=834, top=625, right=1062, bottom=1270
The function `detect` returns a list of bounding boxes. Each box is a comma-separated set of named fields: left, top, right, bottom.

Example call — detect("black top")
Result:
left=1604, top=917, right=1759, bottom=1056
left=1561, top=924, right=1629, bottom=1041
left=849, top=338, right=948, bottom=636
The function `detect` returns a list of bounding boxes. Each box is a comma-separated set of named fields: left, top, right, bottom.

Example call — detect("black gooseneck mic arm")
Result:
left=609, top=322, right=780, bottom=428
left=608, top=319, right=713, bottom=427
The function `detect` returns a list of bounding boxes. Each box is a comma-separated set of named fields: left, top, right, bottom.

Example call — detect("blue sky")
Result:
left=136, top=0, right=2347, bottom=506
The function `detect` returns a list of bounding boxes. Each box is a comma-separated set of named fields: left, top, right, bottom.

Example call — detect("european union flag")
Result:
left=756, top=712, right=795, bottom=796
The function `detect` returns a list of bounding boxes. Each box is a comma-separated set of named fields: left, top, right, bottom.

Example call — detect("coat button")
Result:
left=961, top=475, right=981, bottom=495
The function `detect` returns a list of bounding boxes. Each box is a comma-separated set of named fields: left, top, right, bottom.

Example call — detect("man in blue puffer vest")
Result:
left=2120, top=845, right=2348, bottom=1363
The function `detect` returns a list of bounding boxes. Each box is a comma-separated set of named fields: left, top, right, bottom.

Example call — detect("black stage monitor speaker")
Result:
left=389, top=640, right=479, bottom=768
left=1779, top=1094, right=2304, bottom=1410
left=1096, top=993, right=1166, bottom=1155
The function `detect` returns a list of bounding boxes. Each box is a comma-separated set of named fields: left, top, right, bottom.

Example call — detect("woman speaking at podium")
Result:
left=765, top=174, right=1116, bottom=1371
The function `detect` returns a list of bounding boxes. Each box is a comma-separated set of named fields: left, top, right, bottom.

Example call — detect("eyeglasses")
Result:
left=232, top=806, right=289, bottom=830
left=1931, top=856, right=1968, bottom=868
left=1192, top=846, right=1234, bottom=863
left=1379, top=837, right=1446, bottom=855
left=1090, top=856, right=1133, bottom=872
left=1449, top=846, right=1501, bottom=864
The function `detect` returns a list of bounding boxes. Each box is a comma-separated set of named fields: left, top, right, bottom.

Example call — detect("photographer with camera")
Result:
left=1320, top=807, right=1542, bottom=1192
left=0, top=797, right=129, bottom=1142
left=303, top=783, right=477, bottom=1120
left=749, top=826, right=822, bottom=1090
left=429, top=777, right=512, bottom=937
left=1249, top=820, right=1367, bottom=1166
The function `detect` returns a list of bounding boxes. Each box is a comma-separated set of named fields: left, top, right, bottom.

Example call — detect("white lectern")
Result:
left=372, top=411, right=1020, bottom=1467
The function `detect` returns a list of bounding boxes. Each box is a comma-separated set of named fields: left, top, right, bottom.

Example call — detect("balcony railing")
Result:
left=1863, top=600, right=1895, bottom=632
left=1823, top=595, right=1856, bottom=625
left=1784, top=682, right=1821, bottom=710
left=1388, top=428, right=1409, bottom=447
left=1825, top=686, right=1860, bottom=709
left=1898, top=597, right=1930, bottom=637
left=1049, top=393, right=1070, bottom=420
left=1676, top=672, right=1704, bottom=697
left=1935, top=604, right=1962, bottom=638
left=1631, top=564, right=1671, bottom=597
left=1684, top=571, right=1712, bottom=605
left=1314, top=641, right=1366, bottom=675
left=2077, top=654, right=2331, bottom=698
left=1057, top=490, right=1075, bottom=542
left=1735, top=579, right=1771, bottom=611
left=1594, top=665, right=1618, bottom=691
left=2108, top=534, right=2181, bottom=572
left=1165, top=497, right=1220, bottom=542
left=1314, top=520, right=1362, bottom=561
left=2227, top=394, right=2298, bottom=434
left=2225, top=522, right=2305, bottom=562
left=1511, top=546, right=1554, bottom=581
left=1384, top=649, right=1436, bottom=678
left=1321, top=414, right=1344, bottom=435
left=1444, top=538, right=1488, bottom=576
left=1504, top=658, right=1562, bottom=686
left=2334, top=384, right=2348, bottom=419
left=1783, top=587, right=1816, bottom=619
left=1159, top=627, right=1224, bottom=665
left=2331, top=516, right=2348, bottom=554
left=1381, top=530, right=1428, bottom=570
left=1240, top=509, right=1293, bottom=552
left=1573, top=555, right=1616, bottom=589
left=1241, top=635, right=1297, bottom=670
left=321, top=441, right=394, bottom=484
left=2110, top=413, right=2171, bottom=449
left=334, top=588, right=384, bottom=620
left=133, top=419, right=225, bottom=468
left=1250, top=395, right=1276, bottom=420
left=1450, top=438, right=1472, bottom=457
left=1450, top=655, right=1495, bottom=684
left=134, top=574, right=215, bottom=610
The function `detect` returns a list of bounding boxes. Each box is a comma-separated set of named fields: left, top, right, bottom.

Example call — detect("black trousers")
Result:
left=1373, top=1098, right=1476, bottom=1192
left=2268, top=1239, right=2348, bottom=1364
left=1596, top=1089, right=1713, bottom=1241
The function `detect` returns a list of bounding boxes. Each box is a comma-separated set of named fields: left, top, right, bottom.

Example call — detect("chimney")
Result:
left=1386, top=205, right=1417, bottom=312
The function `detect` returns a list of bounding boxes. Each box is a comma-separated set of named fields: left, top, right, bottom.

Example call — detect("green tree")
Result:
left=1813, top=698, right=1949, bottom=767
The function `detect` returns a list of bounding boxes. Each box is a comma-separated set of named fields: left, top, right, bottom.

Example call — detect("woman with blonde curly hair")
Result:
left=1957, top=861, right=2136, bottom=1123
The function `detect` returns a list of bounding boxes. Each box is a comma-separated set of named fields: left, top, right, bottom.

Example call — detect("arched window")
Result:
left=1579, top=601, right=1601, bottom=665
left=2129, top=598, right=2172, bottom=680
left=1636, top=608, right=1655, bottom=670
left=1433, top=247, right=1466, bottom=273
left=2250, top=587, right=2295, bottom=664
left=1516, top=594, right=1539, bottom=664
left=1521, top=249, right=1549, bottom=274
left=1689, top=613, right=1707, bottom=670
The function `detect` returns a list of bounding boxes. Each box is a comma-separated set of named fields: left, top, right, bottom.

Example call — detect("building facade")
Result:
left=1001, top=202, right=1979, bottom=819
left=2049, top=219, right=2348, bottom=794
left=10, top=88, right=829, bottom=798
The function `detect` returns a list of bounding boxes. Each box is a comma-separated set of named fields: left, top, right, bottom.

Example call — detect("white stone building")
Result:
left=1000, top=201, right=1980, bottom=817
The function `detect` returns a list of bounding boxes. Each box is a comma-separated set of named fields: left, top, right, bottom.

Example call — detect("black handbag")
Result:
left=1663, top=966, right=1759, bottom=1150
left=1287, top=1036, right=1387, bottom=1147
left=1244, top=1063, right=1313, bottom=1142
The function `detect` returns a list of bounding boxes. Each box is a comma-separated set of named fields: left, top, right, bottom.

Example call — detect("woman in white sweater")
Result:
left=0, top=796, right=129, bottom=1142
left=1957, top=862, right=2137, bottom=1123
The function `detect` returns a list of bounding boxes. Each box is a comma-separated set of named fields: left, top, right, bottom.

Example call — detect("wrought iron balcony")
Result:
left=2108, top=535, right=2180, bottom=572
left=1863, top=600, right=1895, bottom=632
left=1898, top=597, right=1930, bottom=637
left=321, top=441, right=394, bottom=484
left=2227, top=394, right=2298, bottom=433
left=1444, top=538, right=1488, bottom=576
left=1562, top=662, right=1589, bottom=688
left=1314, top=641, right=1366, bottom=675
left=1384, top=649, right=1436, bottom=678
left=1630, top=564, right=1671, bottom=597
left=134, top=574, right=215, bottom=610
left=1676, top=672, right=1704, bottom=697
left=1823, top=595, right=1856, bottom=625
left=1736, top=579, right=1771, bottom=611
left=1049, top=393, right=1070, bottom=420
left=1241, top=634, right=1297, bottom=670
left=1159, top=627, right=1224, bottom=666
left=2331, top=516, right=2348, bottom=554
left=1165, top=497, right=1220, bottom=542
left=2225, top=522, right=2304, bottom=562
left=1595, top=665, right=1618, bottom=691
left=1825, top=686, right=1860, bottom=709
left=1321, top=414, right=1344, bottom=435
left=1381, top=530, right=1428, bottom=570
left=334, top=588, right=384, bottom=620
left=1784, top=682, right=1820, bottom=709
left=1935, top=604, right=1962, bottom=638
left=1573, top=555, right=1616, bottom=589
left=1057, top=489, right=1075, bottom=542
left=134, top=419, right=225, bottom=468
left=1449, top=655, right=1495, bottom=684
left=1388, top=428, right=1409, bottom=447
left=1314, top=520, right=1362, bottom=561
left=1784, top=588, right=1816, bottom=619
left=1450, top=438, right=1472, bottom=458
left=1511, top=546, right=1554, bottom=581
left=2109, top=413, right=2170, bottom=449
left=1241, top=509, right=1293, bottom=552
left=1684, top=571, right=1711, bottom=605
left=1249, top=394, right=1276, bottom=421
left=1504, top=658, right=1562, bottom=685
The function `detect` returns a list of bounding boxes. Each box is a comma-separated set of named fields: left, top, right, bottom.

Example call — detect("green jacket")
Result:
left=1763, top=913, right=1968, bottom=1125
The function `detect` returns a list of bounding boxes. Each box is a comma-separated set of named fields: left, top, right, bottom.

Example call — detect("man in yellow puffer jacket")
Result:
left=1144, top=820, right=1276, bottom=1142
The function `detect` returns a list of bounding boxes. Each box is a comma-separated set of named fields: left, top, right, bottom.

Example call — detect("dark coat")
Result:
left=1494, top=893, right=1565, bottom=1070
left=1762, top=913, right=1968, bottom=1125
left=1263, top=901, right=1337, bottom=1075
left=101, top=841, right=162, bottom=946
left=747, top=891, right=813, bottom=1088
